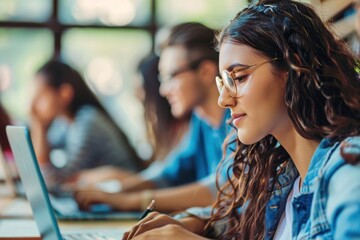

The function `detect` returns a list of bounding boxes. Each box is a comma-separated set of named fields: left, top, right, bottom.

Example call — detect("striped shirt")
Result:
left=42, top=105, right=139, bottom=187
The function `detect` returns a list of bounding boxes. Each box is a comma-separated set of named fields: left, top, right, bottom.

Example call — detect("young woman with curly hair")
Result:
left=123, top=1, right=360, bottom=239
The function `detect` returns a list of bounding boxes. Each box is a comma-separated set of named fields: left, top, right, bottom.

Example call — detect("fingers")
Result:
left=74, top=191, right=91, bottom=210
left=127, top=224, right=192, bottom=240
left=123, top=211, right=161, bottom=240
left=74, top=190, right=104, bottom=210
left=125, top=212, right=160, bottom=239
left=123, top=213, right=181, bottom=240
left=61, top=181, right=77, bottom=192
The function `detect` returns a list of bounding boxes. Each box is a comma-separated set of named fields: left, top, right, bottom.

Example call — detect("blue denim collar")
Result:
left=301, top=138, right=335, bottom=193
left=265, top=138, right=336, bottom=239
left=265, top=159, right=298, bottom=238
left=274, top=159, right=299, bottom=191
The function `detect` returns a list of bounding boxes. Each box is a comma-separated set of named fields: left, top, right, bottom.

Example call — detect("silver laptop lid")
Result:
left=6, top=126, right=62, bottom=240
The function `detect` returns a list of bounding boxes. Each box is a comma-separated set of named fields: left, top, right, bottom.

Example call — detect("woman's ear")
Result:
left=197, top=60, right=218, bottom=86
left=279, top=70, right=288, bottom=93
left=58, top=83, right=74, bottom=107
left=281, top=70, right=289, bottom=80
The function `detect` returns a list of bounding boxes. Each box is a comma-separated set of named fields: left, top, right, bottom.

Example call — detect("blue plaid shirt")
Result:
left=146, top=110, right=231, bottom=196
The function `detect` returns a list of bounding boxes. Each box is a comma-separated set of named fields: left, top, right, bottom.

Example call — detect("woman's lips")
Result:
left=167, top=97, right=177, bottom=106
left=232, top=113, right=247, bottom=126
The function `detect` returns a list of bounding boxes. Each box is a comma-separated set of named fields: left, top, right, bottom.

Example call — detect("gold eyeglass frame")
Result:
left=216, top=57, right=278, bottom=97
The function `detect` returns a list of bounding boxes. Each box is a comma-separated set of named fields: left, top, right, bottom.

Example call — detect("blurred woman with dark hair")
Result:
left=0, top=103, right=13, bottom=159
left=75, top=22, right=229, bottom=213
left=140, top=54, right=189, bottom=163
left=30, top=61, right=142, bottom=188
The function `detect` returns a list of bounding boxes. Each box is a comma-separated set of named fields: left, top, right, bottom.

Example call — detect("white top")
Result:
left=273, top=176, right=301, bottom=240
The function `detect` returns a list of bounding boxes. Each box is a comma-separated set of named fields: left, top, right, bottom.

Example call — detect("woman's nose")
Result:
left=217, top=86, right=236, bottom=109
left=159, top=81, right=169, bottom=97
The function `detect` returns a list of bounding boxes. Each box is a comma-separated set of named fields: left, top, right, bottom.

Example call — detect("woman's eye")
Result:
left=234, top=75, right=249, bottom=83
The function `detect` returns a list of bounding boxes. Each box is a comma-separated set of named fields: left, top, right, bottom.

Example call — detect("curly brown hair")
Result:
left=207, top=1, right=360, bottom=239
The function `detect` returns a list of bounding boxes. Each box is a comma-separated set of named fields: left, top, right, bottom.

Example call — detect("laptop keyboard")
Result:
left=62, top=233, right=116, bottom=240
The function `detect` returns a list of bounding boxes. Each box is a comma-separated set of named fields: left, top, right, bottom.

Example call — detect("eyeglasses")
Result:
left=215, top=58, right=278, bottom=97
left=159, top=57, right=208, bottom=84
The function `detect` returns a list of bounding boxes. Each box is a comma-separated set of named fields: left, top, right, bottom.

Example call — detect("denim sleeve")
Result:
left=326, top=137, right=360, bottom=239
left=173, top=206, right=213, bottom=220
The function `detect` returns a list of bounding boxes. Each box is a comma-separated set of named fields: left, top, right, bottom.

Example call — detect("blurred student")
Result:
left=0, top=102, right=14, bottom=164
left=124, top=1, right=360, bottom=239
left=30, top=61, right=142, bottom=189
left=0, top=103, right=12, bottom=155
left=74, top=55, right=190, bottom=185
left=139, top=55, right=190, bottom=165
left=75, top=23, right=230, bottom=212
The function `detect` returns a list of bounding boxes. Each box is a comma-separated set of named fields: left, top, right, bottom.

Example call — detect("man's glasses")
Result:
left=159, top=57, right=208, bottom=83
left=215, top=58, right=278, bottom=97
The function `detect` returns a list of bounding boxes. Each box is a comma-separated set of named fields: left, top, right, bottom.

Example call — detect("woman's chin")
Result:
left=237, top=131, right=262, bottom=145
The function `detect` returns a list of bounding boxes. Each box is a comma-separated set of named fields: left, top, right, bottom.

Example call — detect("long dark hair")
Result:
left=37, top=61, right=143, bottom=170
left=208, top=1, right=360, bottom=239
left=37, top=61, right=106, bottom=117
left=138, top=54, right=189, bottom=161
left=0, top=103, right=11, bottom=153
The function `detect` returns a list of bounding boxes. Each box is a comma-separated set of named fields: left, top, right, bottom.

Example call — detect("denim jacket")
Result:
left=176, top=136, right=360, bottom=239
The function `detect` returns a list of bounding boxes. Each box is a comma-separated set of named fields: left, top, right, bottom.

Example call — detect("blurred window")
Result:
left=62, top=29, right=151, bottom=144
left=59, top=0, right=151, bottom=26
left=156, top=0, right=248, bottom=29
left=0, top=0, right=249, bottom=153
left=0, top=0, right=51, bottom=22
left=0, top=29, right=53, bottom=120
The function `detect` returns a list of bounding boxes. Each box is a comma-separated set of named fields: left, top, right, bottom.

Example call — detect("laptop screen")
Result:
left=6, top=126, right=62, bottom=240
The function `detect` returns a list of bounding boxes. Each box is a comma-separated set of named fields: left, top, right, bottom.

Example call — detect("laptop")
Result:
left=6, top=125, right=141, bottom=221
left=5, top=126, right=136, bottom=239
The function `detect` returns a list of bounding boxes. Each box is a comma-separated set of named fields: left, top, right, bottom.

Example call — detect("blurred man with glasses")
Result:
left=76, top=22, right=231, bottom=213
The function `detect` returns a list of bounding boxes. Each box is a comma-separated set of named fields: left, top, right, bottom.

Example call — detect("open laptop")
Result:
left=5, top=126, right=137, bottom=239
left=6, top=125, right=141, bottom=221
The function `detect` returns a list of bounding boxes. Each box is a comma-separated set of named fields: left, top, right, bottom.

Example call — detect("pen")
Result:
left=139, top=199, right=156, bottom=220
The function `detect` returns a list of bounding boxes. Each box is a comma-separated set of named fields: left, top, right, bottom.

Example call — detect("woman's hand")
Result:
left=124, top=223, right=209, bottom=240
left=74, top=190, right=139, bottom=211
left=29, top=100, right=53, bottom=164
left=123, top=212, right=206, bottom=240
left=74, top=189, right=110, bottom=210
left=30, top=100, right=54, bottom=131
left=75, top=166, right=134, bottom=187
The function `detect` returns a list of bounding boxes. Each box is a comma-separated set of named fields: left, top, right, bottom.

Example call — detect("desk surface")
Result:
left=0, top=192, right=137, bottom=240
